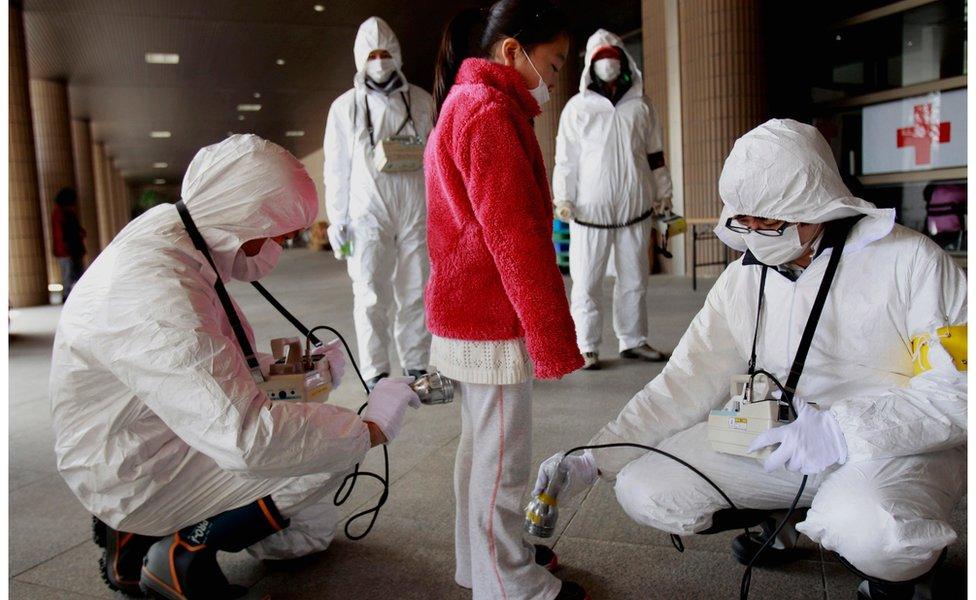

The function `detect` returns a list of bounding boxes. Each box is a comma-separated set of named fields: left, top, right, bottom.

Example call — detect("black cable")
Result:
left=559, top=368, right=803, bottom=600
left=251, top=282, right=322, bottom=346
left=304, top=325, right=390, bottom=541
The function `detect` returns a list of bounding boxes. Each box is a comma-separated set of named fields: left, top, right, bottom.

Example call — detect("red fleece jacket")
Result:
left=424, top=59, right=583, bottom=380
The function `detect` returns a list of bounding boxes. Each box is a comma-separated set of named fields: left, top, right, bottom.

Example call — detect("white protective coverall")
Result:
left=50, top=135, right=371, bottom=559
left=589, top=119, right=967, bottom=582
left=323, top=16, right=434, bottom=380
left=553, top=29, right=673, bottom=353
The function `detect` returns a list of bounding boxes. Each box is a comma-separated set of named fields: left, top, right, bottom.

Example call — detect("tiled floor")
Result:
left=8, top=249, right=966, bottom=598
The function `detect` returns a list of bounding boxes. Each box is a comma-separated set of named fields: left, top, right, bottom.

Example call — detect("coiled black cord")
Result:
left=305, top=325, right=390, bottom=541
left=558, top=369, right=807, bottom=600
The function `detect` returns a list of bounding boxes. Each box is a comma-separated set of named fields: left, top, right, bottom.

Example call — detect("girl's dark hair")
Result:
left=433, top=0, right=569, bottom=112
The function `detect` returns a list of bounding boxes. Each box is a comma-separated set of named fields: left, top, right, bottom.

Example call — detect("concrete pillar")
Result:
left=92, top=142, right=114, bottom=247
left=114, top=167, right=130, bottom=233
left=30, top=78, right=76, bottom=286
left=643, top=0, right=669, bottom=150
left=534, top=55, right=580, bottom=179
left=8, top=4, right=48, bottom=307
left=70, top=119, right=101, bottom=257
left=107, top=160, right=120, bottom=238
left=679, top=0, right=765, bottom=224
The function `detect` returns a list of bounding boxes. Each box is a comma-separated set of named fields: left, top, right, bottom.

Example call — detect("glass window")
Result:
left=811, top=0, right=966, bottom=102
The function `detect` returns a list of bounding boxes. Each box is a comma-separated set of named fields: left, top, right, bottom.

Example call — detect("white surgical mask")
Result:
left=521, top=47, right=550, bottom=107
left=743, top=224, right=808, bottom=265
left=365, top=57, right=396, bottom=83
left=593, top=58, right=621, bottom=82
left=232, top=240, right=283, bottom=281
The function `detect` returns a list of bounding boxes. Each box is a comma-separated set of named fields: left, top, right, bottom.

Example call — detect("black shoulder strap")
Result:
left=748, top=266, right=769, bottom=375
left=175, top=201, right=264, bottom=383
left=748, top=216, right=860, bottom=404
left=782, top=221, right=852, bottom=398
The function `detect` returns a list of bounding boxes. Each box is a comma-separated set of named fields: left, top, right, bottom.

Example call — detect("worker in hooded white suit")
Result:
left=324, top=16, right=435, bottom=387
left=50, top=135, right=419, bottom=598
left=553, top=29, right=673, bottom=369
left=536, top=120, right=966, bottom=597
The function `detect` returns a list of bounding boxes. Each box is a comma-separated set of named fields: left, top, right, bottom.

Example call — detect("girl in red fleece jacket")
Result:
left=426, top=3, right=586, bottom=600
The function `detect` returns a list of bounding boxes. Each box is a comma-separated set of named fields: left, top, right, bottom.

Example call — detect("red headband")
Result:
left=590, top=46, right=622, bottom=62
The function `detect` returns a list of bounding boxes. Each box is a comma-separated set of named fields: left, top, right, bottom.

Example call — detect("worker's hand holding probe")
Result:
left=534, top=451, right=598, bottom=500
left=311, top=339, right=346, bottom=388
left=363, top=377, right=421, bottom=446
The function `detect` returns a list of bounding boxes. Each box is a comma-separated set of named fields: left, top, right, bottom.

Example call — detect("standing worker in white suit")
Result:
left=553, top=29, right=673, bottom=371
left=324, top=16, right=435, bottom=389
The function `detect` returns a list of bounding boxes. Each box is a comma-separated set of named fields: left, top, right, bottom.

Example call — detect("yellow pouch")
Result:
left=911, top=325, right=967, bottom=374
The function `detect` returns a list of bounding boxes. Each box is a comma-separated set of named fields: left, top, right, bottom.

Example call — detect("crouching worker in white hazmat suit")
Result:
left=324, top=16, right=435, bottom=390
left=50, top=135, right=420, bottom=599
left=534, top=120, right=967, bottom=599
left=553, top=29, right=673, bottom=370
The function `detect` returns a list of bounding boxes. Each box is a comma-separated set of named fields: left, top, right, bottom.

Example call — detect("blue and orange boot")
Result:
left=139, top=496, right=289, bottom=600
left=98, top=521, right=161, bottom=597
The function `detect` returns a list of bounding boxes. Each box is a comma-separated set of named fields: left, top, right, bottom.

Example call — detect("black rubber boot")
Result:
left=92, top=516, right=107, bottom=548
left=730, top=518, right=801, bottom=568
left=856, top=580, right=917, bottom=600
left=534, top=544, right=558, bottom=572
left=140, top=497, right=289, bottom=600
left=405, top=368, right=428, bottom=379
left=555, top=581, right=590, bottom=600
left=366, top=372, right=389, bottom=392
left=99, top=524, right=161, bottom=597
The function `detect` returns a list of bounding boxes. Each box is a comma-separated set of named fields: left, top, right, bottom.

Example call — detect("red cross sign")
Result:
left=896, top=103, right=951, bottom=166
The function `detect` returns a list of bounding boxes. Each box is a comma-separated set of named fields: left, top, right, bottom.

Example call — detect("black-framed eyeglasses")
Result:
left=725, top=217, right=791, bottom=237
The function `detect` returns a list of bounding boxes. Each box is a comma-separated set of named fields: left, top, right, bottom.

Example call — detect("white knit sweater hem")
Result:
left=429, top=335, right=533, bottom=385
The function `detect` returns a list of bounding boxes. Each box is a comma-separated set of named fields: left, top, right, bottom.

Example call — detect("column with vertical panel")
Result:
left=30, top=78, right=77, bottom=288
left=678, top=0, right=765, bottom=278
left=8, top=3, right=48, bottom=307
left=71, top=119, right=101, bottom=257
left=92, top=142, right=114, bottom=248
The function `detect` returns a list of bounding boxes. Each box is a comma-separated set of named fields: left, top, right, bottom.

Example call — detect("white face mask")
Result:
left=521, top=47, right=550, bottom=107
left=365, top=57, right=396, bottom=83
left=743, top=224, right=809, bottom=265
left=593, top=58, right=621, bottom=82
left=232, top=239, right=283, bottom=282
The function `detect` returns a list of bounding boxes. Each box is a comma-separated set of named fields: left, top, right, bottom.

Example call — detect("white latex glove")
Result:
left=554, top=201, right=575, bottom=222
left=748, top=400, right=848, bottom=475
left=326, top=223, right=351, bottom=260
left=362, top=376, right=420, bottom=442
left=311, top=339, right=346, bottom=389
left=533, top=451, right=598, bottom=500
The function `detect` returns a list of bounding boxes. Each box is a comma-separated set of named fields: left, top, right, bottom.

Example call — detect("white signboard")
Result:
left=862, top=88, right=967, bottom=175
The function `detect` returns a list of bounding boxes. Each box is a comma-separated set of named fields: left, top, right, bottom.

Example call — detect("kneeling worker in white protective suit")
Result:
left=50, top=135, right=420, bottom=599
left=535, top=120, right=966, bottom=599
left=553, top=29, right=673, bottom=370
left=324, top=16, right=435, bottom=390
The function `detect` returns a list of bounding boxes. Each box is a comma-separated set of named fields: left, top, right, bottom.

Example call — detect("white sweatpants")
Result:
left=569, top=220, right=651, bottom=353
left=614, top=422, right=966, bottom=582
left=454, top=381, right=562, bottom=600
